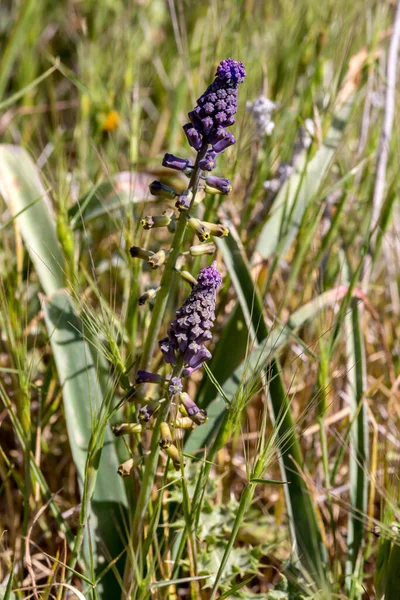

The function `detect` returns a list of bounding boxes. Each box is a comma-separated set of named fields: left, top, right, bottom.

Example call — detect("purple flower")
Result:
left=136, top=370, right=164, bottom=385
left=183, top=124, right=202, bottom=150
left=199, top=152, right=217, bottom=171
left=169, top=377, right=183, bottom=395
left=159, top=338, right=176, bottom=365
left=162, top=153, right=191, bottom=171
left=159, top=262, right=222, bottom=377
left=205, top=175, right=232, bottom=194
left=179, top=392, right=208, bottom=425
left=182, top=59, right=246, bottom=170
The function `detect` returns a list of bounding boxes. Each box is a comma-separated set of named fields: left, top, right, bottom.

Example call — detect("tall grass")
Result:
left=1, top=1, right=400, bottom=599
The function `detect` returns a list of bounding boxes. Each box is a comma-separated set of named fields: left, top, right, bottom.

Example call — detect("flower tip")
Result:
left=216, top=58, right=246, bottom=85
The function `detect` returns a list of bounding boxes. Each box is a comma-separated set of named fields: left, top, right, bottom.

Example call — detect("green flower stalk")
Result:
left=121, top=59, right=246, bottom=566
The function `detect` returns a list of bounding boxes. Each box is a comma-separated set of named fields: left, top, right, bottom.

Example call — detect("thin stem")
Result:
left=138, top=142, right=208, bottom=373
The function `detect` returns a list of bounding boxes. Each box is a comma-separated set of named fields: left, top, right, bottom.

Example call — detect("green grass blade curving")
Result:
left=0, top=145, right=66, bottom=296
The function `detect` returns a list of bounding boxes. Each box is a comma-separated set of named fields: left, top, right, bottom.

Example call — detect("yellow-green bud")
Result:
left=139, top=286, right=161, bottom=306
left=176, top=269, right=197, bottom=286
left=130, top=246, right=154, bottom=260
left=112, top=423, right=142, bottom=437
left=188, top=217, right=211, bottom=242
left=160, top=422, right=173, bottom=449
left=172, top=417, right=195, bottom=430
left=148, top=250, right=166, bottom=269
left=202, top=221, right=229, bottom=238
left=189, top=242, right=216, bottom=256
left=141, top=214, right=173, bottom=230
left=149, top=180, right=178, bottom=199
left=165, top=443, right=184, bottom=471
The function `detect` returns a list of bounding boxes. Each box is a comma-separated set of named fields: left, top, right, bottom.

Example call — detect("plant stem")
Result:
left=138, top=142, right=208, bottom=373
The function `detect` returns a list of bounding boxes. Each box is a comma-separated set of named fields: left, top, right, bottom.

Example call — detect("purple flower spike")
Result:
left=216, top=58, right=246, bottom=85
left=159, top=262, right=222, bottom=377
left=169, top=377, right=183, bottom=395
left=182, top=59, right=245, bottom=169
left=162, top=153, right=191, bottom=171
left=136, top=370, right=164, bottom=385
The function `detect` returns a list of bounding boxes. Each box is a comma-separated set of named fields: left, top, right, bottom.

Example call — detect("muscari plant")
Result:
left=111, top=58, right=246, bottom=538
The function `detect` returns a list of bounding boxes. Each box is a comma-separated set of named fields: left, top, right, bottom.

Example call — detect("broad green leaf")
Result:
left=0, top=144, right=128, bottom=598
left=43, top=290, right=128, bottom=596
left=0, top=145, right=65, bottom=295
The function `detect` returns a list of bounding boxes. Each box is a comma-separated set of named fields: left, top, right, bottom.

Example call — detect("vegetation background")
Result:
left=1, top=0, right=400, bottom=598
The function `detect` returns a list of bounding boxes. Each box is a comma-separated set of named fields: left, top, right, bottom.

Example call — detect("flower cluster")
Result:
left=114, top=59, right=245, bottom=474
left=184, top=58, right=246, bottom=171
left=159, top=261, right=222, bottom=374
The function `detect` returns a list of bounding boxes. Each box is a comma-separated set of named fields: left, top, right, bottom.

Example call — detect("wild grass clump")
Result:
left=1, top=1, right=400, bottom=599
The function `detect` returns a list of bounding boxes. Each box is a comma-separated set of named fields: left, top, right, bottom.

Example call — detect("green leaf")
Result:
left=42, top=290, right=128, bottom=596
left=0, top=145, right=66, bottom=295
left=0, top=143, right=128, bottom=598
left=344, top=264, right=368, bottom=587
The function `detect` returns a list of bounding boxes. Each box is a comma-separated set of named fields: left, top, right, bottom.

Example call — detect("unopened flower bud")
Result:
left=136, top=370, right=163, bottom=385
left=160, top=422, right=173, bottom=449
left=179, top=392, right=208, bottom=425
left=162, top=153, right=191, bottom=171
left=189, top=243, right=216, bottom=256
left=159, top=337, right=176, bottom=364
left=183, top=124, right=202, bottom=150
left=205, top=176, right=232, bottom=195
left=175, top=190, right=193, bottom=212
left=112, top=423, right=142, bottom=437
left=141, top=214, right=173, bottom=230
left=188, top=217, right=211, bottom=242
left=149, top=180, right=178, bottom=199
left=173, top=417, right=195, bottom=429
left=139, top=287, right=160, bottom=306
left=202, top=221, right=229, bottom=238
left=148, top=250, right=166, bottom=270
left=130, top=246, right=154, bottom=260
left=139, top=399, right=159, bottom=422
left=165, top=443, right=184, bottom=471
left=176, top=269, right=197, bottom=286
